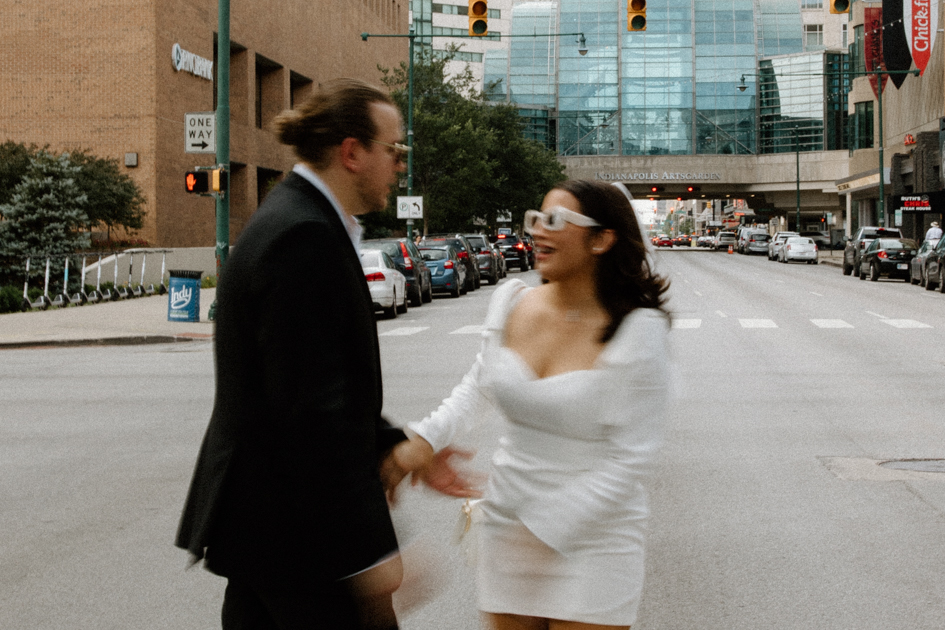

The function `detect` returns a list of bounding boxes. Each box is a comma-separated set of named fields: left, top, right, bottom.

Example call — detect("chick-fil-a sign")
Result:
left=906, top=0, right=938, bottom=75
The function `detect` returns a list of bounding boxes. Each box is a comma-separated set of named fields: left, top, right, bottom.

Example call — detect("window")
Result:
left=804, top=24, right=824, bottom=49
left=432, top=3, right=500, bottom=18
left=255, top=54, right=283, bottom=129
left=853, top=101, right=874, bottom=150
left=842, top=23, right=848, bottom=49
left=801, top=0, right=823, bottom=8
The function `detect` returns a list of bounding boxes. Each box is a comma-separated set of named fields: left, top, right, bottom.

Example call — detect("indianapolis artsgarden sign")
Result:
left=595, top=172, right=723, bottom=182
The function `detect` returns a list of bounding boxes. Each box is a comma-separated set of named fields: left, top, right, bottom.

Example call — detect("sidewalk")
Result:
left=0, top=289, right=216, bottom=349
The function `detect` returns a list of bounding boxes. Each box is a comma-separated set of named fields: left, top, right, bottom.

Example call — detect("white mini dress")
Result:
left=408, top=279, right=670, bottom=626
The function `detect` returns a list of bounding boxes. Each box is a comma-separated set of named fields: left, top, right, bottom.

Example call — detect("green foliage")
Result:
left=67, top=149, right=145, bottom=238
left=0, top=152, right=91, bottom=286
left=201, top=275, right=217, bottom=289
left=0, top=285, right=24, bottom=314
left=362, top=47, right=565, bottom=236
left=0, top=141, right=43, bottom=209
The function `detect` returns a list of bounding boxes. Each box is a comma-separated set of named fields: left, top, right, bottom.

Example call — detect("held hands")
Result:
left=382, top=436, right=484, bottom=504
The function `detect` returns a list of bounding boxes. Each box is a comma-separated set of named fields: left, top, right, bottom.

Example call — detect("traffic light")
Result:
left=469, top=0, right=488, bottom=36
left=211, top=168, right=228, bottom=192
left=829, top=0, right=849, bottom=14
left=185, top=170, right=209, bottom=193
left=628, top=0, right=646, bottom=32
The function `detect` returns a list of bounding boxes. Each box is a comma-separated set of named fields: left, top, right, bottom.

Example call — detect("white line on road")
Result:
left=716, top=311, right=727, bottom=318
left=865, top=311, right=888, bottom=319
left=810, top=292, right=823, bottom=297
left=379, top=327, right=429, bottom=337
left=672, top=319, right=702, bottom=329
left=811, top=319, right=853, bottom=328
left=882, top=319, right=932, bottom=329
left=739, top=319, right=778, bottom=328
left=694, top=290, right=703, bottom=297
left=450, top=325, right=484, bottom=335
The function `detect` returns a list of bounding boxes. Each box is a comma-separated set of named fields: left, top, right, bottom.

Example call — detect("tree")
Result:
left=0, top=140, right=42, bottom=209
left=68, top=149, right=145, bottom=239
left=362, top=47, right=565, bottom=237
left=0, top=152, right=90, bottom=287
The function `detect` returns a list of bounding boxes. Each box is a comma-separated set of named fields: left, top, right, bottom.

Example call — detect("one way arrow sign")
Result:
left=185, top=112, right=215, bottom=154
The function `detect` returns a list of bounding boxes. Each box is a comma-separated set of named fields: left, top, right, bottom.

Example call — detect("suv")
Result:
left=743, top=230, right=770, bottom=255
left=463, top=233, right=501, bottom=285
left=713, top=231, right=737, bottom=251
left=420, top=234, right=480, bottom=290
left=361, top=237, right=433, bottom=306
left=493, top=233, right=530, bottom=271
left=842, top=226, right=902, bottom=276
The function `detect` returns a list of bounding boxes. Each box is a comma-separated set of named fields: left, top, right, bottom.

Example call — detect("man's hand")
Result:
left=416, top=447, right=484, bottom=499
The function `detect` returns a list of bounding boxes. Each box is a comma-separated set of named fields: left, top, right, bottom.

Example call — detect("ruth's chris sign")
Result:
left=894, top=191, right=945, bottom=212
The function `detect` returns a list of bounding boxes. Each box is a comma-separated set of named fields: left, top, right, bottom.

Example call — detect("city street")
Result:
left=2, top=250, right=944, bottom=628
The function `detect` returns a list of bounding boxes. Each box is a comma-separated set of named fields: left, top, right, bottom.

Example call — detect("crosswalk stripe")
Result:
left=450, top=325, right=484, bottom=335
left=811, top=319, right=853, bottom=328
left=672, top=319, right=702, bottom=329
left=882, top=319, right=932, bottom=329
left=379, top=327, right=429, bottom=337
left=739, top=319, right=777, bottom=328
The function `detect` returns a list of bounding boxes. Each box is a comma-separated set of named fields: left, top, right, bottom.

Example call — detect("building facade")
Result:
left=0, top=0, right=408, bottom=247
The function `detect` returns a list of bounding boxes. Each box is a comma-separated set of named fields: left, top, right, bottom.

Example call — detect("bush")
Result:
left=0, top=285, right=25, bottom=314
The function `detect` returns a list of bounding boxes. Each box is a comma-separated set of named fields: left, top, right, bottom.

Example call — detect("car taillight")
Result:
left=515, top=243, right=524, bottom=250
left=399, top=242, right=413, bottom=269
left=457, top=251, right=468, bottom=259
left=365, top=272, right=385, bottom=282
left=444, top=260, right=454, bottom=269
left=877, top=251, right=887, bottom=259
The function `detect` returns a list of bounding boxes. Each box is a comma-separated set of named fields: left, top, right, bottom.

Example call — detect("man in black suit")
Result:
left=176, top=79, right=423, bottom=629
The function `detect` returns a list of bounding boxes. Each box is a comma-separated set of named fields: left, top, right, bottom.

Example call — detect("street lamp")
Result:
left=360, top=29, right=588, bottom=239
left=795, top=125, right=801, bottom=232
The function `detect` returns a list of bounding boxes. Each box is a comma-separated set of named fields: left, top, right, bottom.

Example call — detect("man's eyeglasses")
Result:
left=524, top=206, right=601, bottom=233
left=369, top=139, right=411, bottom=163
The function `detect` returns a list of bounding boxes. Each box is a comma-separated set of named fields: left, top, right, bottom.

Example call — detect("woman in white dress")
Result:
left=393, top=179, right=672, bottom=630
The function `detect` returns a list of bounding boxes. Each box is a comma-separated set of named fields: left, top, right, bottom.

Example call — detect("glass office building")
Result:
left=485, top=0, right=829, bottom=157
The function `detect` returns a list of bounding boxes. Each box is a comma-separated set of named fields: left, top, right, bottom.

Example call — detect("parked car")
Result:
left=799, top=230, right=831, bottom=250
left=675, top=234, right=691, bottom=247
left=768, top=231, right=798, bottom=261
left=464, top=233, right=501, bottom=285
left=418, top=245, right=466, bottom=298
left=712, top=231, right=737, bottom=251
left=491, top=242, right=508, bottom=278
left=360, top=237, right=433, bottom=306
left=923, top=236, right=945, bottom=292
left=910, top=238, right=939, bottom=286
left=842, top=226, right=902, bottom=275
left=420, top=234, right=480, bottom=290
left=521, top=234, right=536, bottom=268
left=779, top=236, right=818, bottom=264
left=858, top=237, right=917, bottom=281
left=359, top=249, right=407, bottom=318
left=655, top=234, right=673, bottom=248
left=735, top=226, right=755, bottom=253
left=743, top=230, right=770, bottom=255
left=493, top=233, right=530, bottom=272
left=697, top=235, right=713, bottom=247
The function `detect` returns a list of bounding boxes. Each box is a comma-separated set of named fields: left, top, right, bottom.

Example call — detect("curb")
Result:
left=0, top=333, right=213, bottom=351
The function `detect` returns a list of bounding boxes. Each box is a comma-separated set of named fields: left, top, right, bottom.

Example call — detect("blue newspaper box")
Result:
left=167, top=270, right=202, bottom=322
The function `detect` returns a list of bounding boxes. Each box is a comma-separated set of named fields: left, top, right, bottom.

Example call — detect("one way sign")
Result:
left=185, top=112, right=215, bottom=154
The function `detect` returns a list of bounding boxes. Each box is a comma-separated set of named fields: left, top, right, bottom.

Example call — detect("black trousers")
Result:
left=221, top=577, right=398, bottom=630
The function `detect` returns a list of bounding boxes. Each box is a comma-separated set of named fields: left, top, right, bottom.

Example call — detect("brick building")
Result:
left=0, top=0, right=409, bottom=247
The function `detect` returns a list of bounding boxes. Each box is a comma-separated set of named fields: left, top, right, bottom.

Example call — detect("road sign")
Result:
left=497, top=211, right=512, bottom=223
left=185, top=112, right=215, bottom=153
left=397, top=196, right=423, bottom=219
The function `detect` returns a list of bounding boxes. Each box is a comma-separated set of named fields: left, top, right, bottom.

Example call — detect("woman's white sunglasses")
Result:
left=524, top=206, right=601, bottom=233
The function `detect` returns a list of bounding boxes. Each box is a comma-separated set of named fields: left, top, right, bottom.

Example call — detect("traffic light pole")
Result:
left=209, top=0, right=230, bottom=321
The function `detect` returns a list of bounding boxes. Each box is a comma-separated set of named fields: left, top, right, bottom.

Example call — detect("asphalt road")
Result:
left=2, top=252, right=944, bottom=629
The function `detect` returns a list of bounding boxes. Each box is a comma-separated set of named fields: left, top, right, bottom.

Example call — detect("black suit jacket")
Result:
left=176, top=172, right=406, bottom=584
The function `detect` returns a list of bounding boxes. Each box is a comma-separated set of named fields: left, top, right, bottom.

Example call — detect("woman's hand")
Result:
left=381, top=436, right=435, bottom=505
left=416, top=447, right=485, bottom=498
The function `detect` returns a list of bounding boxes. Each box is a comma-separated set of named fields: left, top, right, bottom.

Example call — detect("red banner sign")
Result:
left=906, top=0, right=938, bottom=75
left=865, top=8, right=888, bottom=98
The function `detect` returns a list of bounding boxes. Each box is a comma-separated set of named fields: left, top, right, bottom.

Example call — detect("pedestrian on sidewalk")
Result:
left=175, top=78, right=462, bottom=630
left=925, top=221, right=942, bottom=242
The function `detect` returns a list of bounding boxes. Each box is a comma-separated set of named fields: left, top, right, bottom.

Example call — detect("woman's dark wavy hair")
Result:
left=550, top=179, right=671, bottom=343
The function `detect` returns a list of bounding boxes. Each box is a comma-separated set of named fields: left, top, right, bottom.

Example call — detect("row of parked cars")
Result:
left=839, top=226, right=945, bottom=288
left=359, top=232, right=535, bottom=318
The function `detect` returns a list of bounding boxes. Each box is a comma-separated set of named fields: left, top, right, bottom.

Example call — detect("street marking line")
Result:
left=672, top=319, right=702, bottom=329
left=739, top=319, right=778, bottom=328
left=379, top=327, right=429, bottom=337
left=865, top=311, right=888, bottom=319
left=450, top=325, right=484, bottom=335
left=882, top=319, right=932, bottom=329
left=693, top=290, right=703, bottom=296
left=716, top=311, right=727, bottom=318
left=810, top=292, right=823, bottom=297
left=811, top=319, right=853, bottom=328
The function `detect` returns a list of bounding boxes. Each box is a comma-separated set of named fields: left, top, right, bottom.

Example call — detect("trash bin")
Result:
left=167, top=270, right=202, bottom=322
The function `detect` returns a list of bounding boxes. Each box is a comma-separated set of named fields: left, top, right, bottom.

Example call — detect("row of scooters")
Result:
left=21, top=250, right=170, bottom=312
